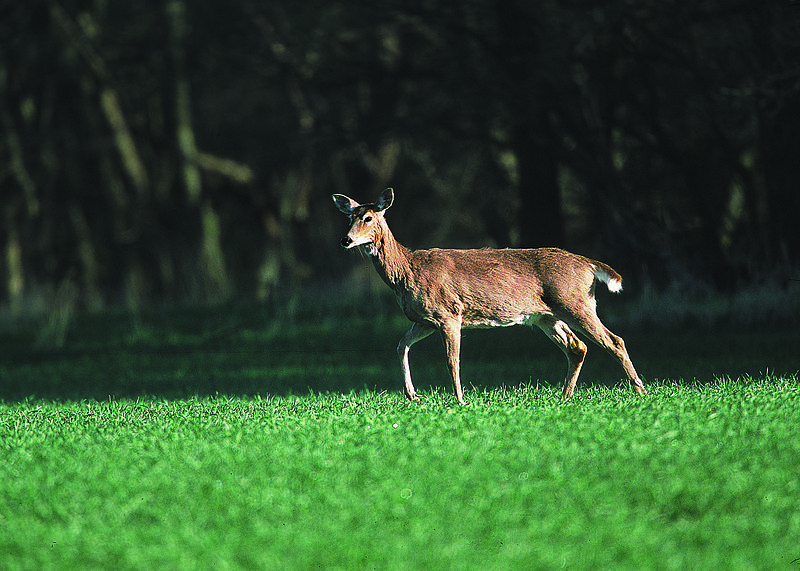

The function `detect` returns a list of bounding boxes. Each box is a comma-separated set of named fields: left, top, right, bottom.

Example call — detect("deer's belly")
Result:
left=465, top=313, right=544, bottom=329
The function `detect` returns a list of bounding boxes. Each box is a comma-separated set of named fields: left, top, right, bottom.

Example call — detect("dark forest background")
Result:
left=2, top=0, right=799, bottom=315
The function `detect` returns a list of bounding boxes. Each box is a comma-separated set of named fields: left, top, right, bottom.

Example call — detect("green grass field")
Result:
left=1, top=302, right=798, bottom=569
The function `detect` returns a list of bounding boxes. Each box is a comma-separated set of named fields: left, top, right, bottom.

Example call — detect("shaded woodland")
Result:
left=2, top=0, right=799, bottom=312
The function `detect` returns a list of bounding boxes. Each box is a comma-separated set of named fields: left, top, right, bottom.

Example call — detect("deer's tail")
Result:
left=593, top=262, right=623, bottom=293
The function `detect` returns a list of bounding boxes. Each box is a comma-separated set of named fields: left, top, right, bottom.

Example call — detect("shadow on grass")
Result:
left=1, top=302, right=798, bottom=403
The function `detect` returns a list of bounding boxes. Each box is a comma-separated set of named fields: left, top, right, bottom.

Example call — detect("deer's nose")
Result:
left=341, top=236, right=353, bottom=248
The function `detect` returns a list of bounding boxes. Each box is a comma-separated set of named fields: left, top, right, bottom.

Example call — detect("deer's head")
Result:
left=332, top=188, right=394, bottom=256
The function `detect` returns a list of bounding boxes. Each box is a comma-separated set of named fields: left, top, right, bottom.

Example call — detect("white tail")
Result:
left=594, top=266, right=623, bottom=293
left=332, top=188, right=644, bottom=404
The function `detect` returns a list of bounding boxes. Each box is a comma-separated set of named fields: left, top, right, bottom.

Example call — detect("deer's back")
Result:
left=400, top=247, right=598, bottom=327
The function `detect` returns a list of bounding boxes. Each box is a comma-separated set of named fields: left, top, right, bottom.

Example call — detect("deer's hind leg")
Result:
left=567, top=306, right=645, bottom=396
left=533, top=314, right=588, bottom=399
left=397, top=322, right=435, bottom=402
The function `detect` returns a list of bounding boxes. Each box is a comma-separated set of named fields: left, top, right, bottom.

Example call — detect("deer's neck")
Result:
left=367, top=223, right=413, bottom=290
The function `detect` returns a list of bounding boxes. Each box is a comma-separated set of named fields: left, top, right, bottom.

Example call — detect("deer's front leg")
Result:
left=397, top=322, right=435, bottom=402
left=440, top=319, right=465, bottom=404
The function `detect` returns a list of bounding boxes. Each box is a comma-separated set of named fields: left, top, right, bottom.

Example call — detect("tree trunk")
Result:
left=167, top=0, right=230, bottom=299
left=514, top=124, right=564, bottom=248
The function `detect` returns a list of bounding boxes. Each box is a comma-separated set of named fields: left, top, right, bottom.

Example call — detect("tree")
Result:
left=2, top=0, right=798, bottom=313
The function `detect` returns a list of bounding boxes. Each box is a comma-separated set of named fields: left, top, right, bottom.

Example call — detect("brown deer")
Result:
left=332, top=188, right=644, bottom=404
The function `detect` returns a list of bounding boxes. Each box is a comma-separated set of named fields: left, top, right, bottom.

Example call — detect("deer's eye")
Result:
left=363, top=215, right=373, bottom=223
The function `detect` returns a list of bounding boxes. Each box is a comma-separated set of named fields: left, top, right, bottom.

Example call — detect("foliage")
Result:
left=1, top=0, right=799, bottom=310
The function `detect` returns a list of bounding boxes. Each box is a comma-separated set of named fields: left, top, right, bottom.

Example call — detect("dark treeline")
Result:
left=2, top=0, right=799, bottom=312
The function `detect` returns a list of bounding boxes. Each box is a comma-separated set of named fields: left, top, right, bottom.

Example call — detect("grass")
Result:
left=1, top=301, right=799, bottom=569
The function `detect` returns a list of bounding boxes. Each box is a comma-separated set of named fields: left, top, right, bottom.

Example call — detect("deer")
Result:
left=332, top=188, right=645, bottom=404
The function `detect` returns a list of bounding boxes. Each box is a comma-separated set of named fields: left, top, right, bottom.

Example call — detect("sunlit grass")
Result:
left=2, top=379, right=799, bottom=570
left=0, top=304, right=798, bottom=569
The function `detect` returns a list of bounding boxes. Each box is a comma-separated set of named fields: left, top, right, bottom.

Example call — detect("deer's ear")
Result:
left=375, top=188, right=394, bottom=212
left=332, top=194, right=360, bottom=214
